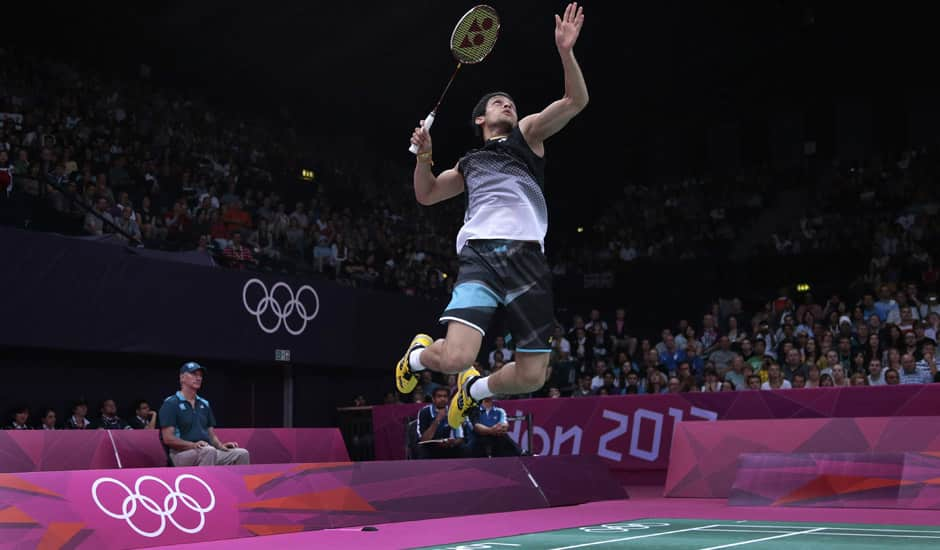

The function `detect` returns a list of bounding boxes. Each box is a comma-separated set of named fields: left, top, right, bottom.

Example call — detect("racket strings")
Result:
left=414, top=5, right=500, bottom=142
left=450, top=5, right=500, bottom=64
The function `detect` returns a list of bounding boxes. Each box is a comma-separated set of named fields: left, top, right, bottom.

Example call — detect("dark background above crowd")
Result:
left=5, top=1, right=940, bottom=228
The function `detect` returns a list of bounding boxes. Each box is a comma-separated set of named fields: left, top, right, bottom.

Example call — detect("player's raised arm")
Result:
left=410, top=120, right=465, bottom=206
left=519, top=2, right=588, bottom=150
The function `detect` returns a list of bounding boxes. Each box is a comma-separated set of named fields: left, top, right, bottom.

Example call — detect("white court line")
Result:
left=701, top=529, right=940, bottom=539
left=815, top=533, right=940, bottom=539
left=712, top=524, right=940, bottom=534
left=696, top=527, right=825, bottom=550
left=548, top=524, right=720, bottom=550
left=701, top=529, right=803, bottom=534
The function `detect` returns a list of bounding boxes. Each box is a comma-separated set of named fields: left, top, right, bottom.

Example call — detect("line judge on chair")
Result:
left=159, top=362, right=250, bottom=466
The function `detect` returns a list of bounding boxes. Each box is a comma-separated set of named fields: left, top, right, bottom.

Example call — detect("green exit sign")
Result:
left=275, top=349, right=291, bottom=362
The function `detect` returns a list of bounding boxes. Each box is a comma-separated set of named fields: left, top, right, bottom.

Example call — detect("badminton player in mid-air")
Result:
left=397, top=2, right=588, bottom=429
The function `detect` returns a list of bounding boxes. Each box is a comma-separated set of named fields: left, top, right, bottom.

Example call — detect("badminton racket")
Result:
left=408, top=4, right=501, bottom=154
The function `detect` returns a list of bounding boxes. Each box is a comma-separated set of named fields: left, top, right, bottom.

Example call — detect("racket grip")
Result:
left=408, top=112, right=436, bottom=154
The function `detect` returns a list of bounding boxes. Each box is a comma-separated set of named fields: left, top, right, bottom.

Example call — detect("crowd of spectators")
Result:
left=551, top=146, right=940, bottom=275
left=5, top=48, right=940, bottom=297
left=9, top=49, right=940, bottom=304
left=5, top=49, right=940, bottom=416
left=4, top=398, right=157, bottom=431
left=400, top=150, right=940, bottom=401
left=0, top=48, right=460, bottom=300
left=397, top=280, right=940, bottom=404
left=551, top=174, right=766, bottom=271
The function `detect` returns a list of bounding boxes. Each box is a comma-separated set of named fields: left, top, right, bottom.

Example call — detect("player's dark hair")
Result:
left=471, top=91, right=514, bottom=139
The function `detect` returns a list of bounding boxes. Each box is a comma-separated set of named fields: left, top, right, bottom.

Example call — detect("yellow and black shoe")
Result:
left=448, top=366, right=481, bottom=429
left=395, top=333, right=433, bottom=394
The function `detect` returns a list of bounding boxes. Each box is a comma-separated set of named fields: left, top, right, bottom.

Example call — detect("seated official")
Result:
left=97, top=398, right=132, bottom=430
left=470, top=397, right=521, bottom=458
left=159, top=362, right=250, bottom=466
left=5, top=405, right=31, bottom=430
left=65, top=400, right=95, bottom=429
left=129, top=399, right=158, bottom=429
left=39, top=408, right=58, bottom=430
left=415, top=387, right=467, bottom=459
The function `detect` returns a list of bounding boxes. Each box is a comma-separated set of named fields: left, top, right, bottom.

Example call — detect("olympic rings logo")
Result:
left=91, top=474, right=216, bottom=538
left=242, top=278, right=320, bottom=335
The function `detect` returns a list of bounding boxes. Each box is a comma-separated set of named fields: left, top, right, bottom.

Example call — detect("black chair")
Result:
left=404, top=418, right=419, bottom=459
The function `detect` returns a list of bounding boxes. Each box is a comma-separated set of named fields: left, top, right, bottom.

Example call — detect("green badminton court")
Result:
left=418, top=518, right=940, bottom=549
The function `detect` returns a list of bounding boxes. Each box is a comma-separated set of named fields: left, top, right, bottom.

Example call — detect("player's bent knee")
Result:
left=440, top=346, right=476, bottom=373
left=514, top=353, right=550, bottom=390
left=526, top=375, right=548, bottom=392
left=439, top=321, right=483, bottom=373
left=515, top=368, right=545, bottom=392
left=440, top=355, right=473, bottom=374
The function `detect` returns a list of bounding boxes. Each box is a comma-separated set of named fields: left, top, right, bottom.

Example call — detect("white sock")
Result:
left=409, top=348, right=427, bottom=371
left=468, top=376, right=493, bottom=400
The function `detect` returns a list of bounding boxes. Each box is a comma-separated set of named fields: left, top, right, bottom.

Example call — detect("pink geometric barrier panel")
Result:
left=0, top=431, right=118, bottom=472
left=664, top=416, right=940, bottom=498
left=0, top=429, right=349, bottom=472
left=728, top=452, right=940, bottom=509
left=374, top=385, right=940, bottom=473
left=214, top=428, right=350, bottom=466
left=0, top=455, right=625, bottom=549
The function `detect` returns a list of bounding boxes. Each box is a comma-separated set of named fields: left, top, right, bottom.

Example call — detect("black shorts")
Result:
left=439, top=239, right=554, bottom=352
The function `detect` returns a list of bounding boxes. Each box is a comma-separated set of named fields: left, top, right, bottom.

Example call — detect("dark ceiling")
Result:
left=5, top=1, right=935, bottom=218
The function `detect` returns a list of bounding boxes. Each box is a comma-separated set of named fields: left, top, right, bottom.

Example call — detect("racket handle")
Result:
left=408, top=112, right=436, bottom=154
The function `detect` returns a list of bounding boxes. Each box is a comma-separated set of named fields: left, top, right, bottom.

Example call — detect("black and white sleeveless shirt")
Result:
left=456, top=125, right=547, bottom=253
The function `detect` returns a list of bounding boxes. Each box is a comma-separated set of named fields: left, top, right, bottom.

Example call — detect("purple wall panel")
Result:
left=0, top=429, right=349, bottom=473
left=0, top=431, right=116, bottom=472
left=0, top=455, right=624, bottom=549
left=728, top=452, right=940, bottom=509
left=373, top=385, right=940, bottom=476
left=665, top=416, right=940, bottom=498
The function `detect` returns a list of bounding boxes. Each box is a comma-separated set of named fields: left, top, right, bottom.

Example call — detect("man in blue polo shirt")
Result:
left=415, top=387, right=467, bottom=459
left=159, top=362, right=250, bottom=466
left=470, top=397, right=521, bottom=458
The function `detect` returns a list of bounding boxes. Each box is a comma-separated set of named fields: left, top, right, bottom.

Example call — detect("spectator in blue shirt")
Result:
left=874, top=285, right=899, bottom=322
left=658, top=334, right=687, bottom=374
left=469, top=397, right=521, bottom=458
left=416, top=387, right=467, bottom=459
left=159, top=362, right=250, bottom=466
left=898, top=353, right=932, bottom=385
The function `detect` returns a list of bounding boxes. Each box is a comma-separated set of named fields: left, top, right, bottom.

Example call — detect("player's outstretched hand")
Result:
left=410, top=119, right=433, bottom=155
left=555, top=2, right=584, bottom=53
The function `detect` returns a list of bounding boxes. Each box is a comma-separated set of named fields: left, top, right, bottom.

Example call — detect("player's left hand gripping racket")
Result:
left=409, top=5, right=501, bottom=154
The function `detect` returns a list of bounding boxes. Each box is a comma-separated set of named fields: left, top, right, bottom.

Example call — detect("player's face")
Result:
left=487, top=96, right=517, bottom=127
